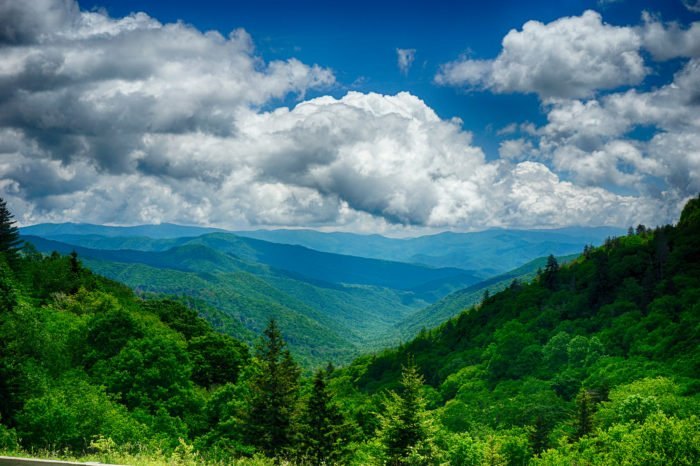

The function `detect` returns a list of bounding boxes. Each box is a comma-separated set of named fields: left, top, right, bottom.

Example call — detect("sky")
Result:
left=0, top=0, right=699, bottom=233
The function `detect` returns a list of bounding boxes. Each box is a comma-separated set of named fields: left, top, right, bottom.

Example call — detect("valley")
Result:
left=21, top=225, right=613, bottom=366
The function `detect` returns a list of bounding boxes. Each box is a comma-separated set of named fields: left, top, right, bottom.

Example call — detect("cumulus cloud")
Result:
left=435, top=10, right=647, bottom=99
left=640, top=12, right=700, bottom=60
left=396, top=48, right=416, bottom=75
left=526, top=58, right=700, bottom=203
left=0, top=1, right=686, bottom=231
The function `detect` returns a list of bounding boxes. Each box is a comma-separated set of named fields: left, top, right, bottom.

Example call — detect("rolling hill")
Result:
left=22, top=234, right=482, bottom=365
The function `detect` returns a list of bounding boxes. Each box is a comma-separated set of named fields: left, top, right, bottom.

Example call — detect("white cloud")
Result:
left=639, top=12, right=700, bottom=60
left=0, top=1, right=687, bottom=231
left=498, top=138, right=534, bottom=161
left=531, top=58, right=700, bottom=201
left=396, top=48, right=416, bottom=75
left=436, top=10, right=647, bottom=99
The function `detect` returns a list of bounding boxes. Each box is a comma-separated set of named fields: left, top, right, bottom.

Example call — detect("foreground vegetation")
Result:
left=1, top=196, right=699, bottom=464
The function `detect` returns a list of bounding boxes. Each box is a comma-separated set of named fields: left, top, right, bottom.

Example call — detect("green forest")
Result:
left=1, top=195, right=699, bottom=465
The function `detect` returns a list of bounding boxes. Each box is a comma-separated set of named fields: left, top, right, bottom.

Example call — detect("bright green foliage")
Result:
left=377, top=359, right=436, bottom=465
left=335, top=194, right=700, bottom=465
left=245, top=319, right=301, bottom=458
left=1, top=196, right=700, bottom=465
left=15, top=372, right=146, bottom=451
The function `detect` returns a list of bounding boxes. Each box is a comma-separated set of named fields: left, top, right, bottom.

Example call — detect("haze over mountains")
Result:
left=21, top=223, right=620, bottom=365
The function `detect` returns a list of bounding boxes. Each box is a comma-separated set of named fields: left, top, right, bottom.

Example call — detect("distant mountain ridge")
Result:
left=22, top=222, right=624, bottom=275
left=233, top=226, right=623, bottom=274
left=21, top=222, right=225, bottom=239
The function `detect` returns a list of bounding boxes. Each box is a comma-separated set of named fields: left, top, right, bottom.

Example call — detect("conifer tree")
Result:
left=298, top=367, right=348, bottom=465
left=542, top=254, right=559, bottom=290
left=574, top=389, right=595, bottom=440
left=246, top=319, right=301, bottom=458
left=378, top=357, right=435, bottom=465
left=0, top=198, right=22, bottom=269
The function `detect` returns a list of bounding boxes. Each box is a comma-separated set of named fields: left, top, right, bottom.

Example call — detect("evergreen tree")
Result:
left=542, top=255, right=559, bottom=290
left=0, top=198, right=22, bottom=269
left=378, top=358, right=435, bottom=465
left=246, top=319, right=301, bottom=458
left=298, top=368, right=348, bottom=465
left=0, top=260, right=17, bottom=313
left=574, top=389, right=595, bottom=440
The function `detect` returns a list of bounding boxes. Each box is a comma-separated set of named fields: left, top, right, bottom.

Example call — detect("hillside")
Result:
left=1, top=197, right=699, bottom=465
left=22, top=234, right=478, bottom=365
left=393, top=253, right=579, bottom=339
left=329, top=196, right=700, bottom=464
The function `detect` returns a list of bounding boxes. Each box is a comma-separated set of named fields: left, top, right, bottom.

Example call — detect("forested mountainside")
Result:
left=20, top=233, right=482, bottom=366
left=0, top=196, right=698, bottom=465
left=329, top=196, right=700, bottom=464
left=394, top=253, right=579, bottom=339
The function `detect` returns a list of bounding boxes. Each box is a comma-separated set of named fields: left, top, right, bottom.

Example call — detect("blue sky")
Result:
left=1, top=0, right=699, bottom=232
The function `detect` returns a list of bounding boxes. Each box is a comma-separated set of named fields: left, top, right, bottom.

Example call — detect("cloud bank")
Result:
left=0, top=1, right=691, bottom=231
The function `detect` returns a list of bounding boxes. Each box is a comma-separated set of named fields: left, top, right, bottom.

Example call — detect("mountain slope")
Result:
left=340, top=197, right=700, bottom=397
left=22, top=235, right=437, bottom=365
left=393, top=253, right=580, bottom=339
left=327, top=196, right=700, bottom=463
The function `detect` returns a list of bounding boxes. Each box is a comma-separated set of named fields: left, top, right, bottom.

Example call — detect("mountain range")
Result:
left=20, top=223, right=619, bottom=365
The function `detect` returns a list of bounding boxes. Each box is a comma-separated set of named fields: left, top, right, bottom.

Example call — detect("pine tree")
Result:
left=0, top=260, right=17, bottom=313
left=378, top=357, right=435, bottom=465
left=574, top=389, right=595, bottom=440
left=542, top=254, right=559, bottom=290
left=298, top=368, right=348, bottom=465
left=0, top=198, right=22, bottom=269
left=246, top=319, right=301, bottom=458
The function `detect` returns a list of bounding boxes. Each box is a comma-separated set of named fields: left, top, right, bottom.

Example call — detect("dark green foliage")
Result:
left=541, top=254, right=559, bottom=289
left=0, top=198, right=22, bottom=269
left=298, top=368, right=349, bottom=465
left=245, top=319, right=301, bottom=458
left=574, top=389, right=595, bottom=439
left=0, top=260, right=17, bottom=313
left=188, top=332, right=247, bottom=388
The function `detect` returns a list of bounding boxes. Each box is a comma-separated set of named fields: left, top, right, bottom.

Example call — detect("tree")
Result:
left=0, top=261, right=17, bottom=313
left=246, top=319, right=301, bottom=458
left=298, top=368, right=348, bottom=465
left=574, top=389, right=595, bottom=440
left=378, top=358, right=436, bottom=465
left=542, top=255, right=559, bottom=290
left=0, top=198, right=22, bottom=269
